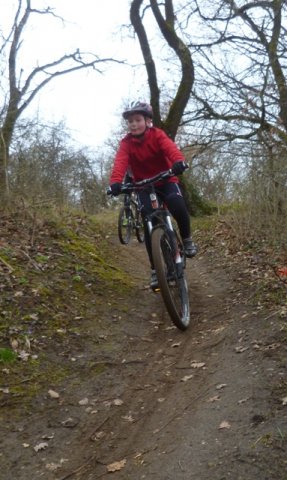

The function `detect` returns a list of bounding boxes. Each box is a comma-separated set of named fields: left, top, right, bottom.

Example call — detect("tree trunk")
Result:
left=0, top=132, right=10, bottom=206
left=130, top=0, right=194, bottom=140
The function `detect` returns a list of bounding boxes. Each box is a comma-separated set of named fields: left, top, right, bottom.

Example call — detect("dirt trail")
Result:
left=1, top=233, right=286, bottom=480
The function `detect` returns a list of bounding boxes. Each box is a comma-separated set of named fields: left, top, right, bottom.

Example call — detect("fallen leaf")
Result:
left=0, top=387, right=9, bottom=394
left=45, top=459, right=68, bottom=471
left=10, top=339, right=18, bottom=351
left=45, top=463, right=59, bottom=472
left=191, top=362, right=206, bottom=368
left=277, top=267, right=287, bottom=277
left=113, top=398, right=123, bottom=406
left=219, top=420, right=231, bottom=429
left=235, top=346, right=248, bottom=353
left=107, top=459, right=127, bottom=472
left=34, top=442, right=49, bottom=452
left=216, top=383, right=227, bottom=390
left=93, top=431, right=105, bottom=440
left=122, top=415, right=134, bottom=422
left=18, top=350, right=30, bottom=361
left=207, top=395, right=220, bottom=402
left=61, top=417, right=78, bottom=428
left=42, top=433, right=55, bottom=440
left=238, top=397, right=249, bottom=404
left=181, top=374, right=193, bottom=382
left=14, top=290, right=24, bottom=297
left=48, top=389, right=60, bottom=399
left=134, top=452, right=143, bottom=459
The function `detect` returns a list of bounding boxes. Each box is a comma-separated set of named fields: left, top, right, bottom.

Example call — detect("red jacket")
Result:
left=110, top=127, right=184, bottom=184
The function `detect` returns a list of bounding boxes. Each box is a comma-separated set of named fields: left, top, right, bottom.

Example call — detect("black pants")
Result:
left=138, top=182, right=191, bottom=269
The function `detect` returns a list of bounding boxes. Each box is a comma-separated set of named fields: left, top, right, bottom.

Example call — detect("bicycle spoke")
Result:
left=152, top=227, right=190, bottom=330
left=118, top=207, right=133, bottom=244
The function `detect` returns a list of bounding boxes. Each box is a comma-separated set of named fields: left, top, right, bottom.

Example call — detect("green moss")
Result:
left=0, top=348, right=17, bottom=363
left=7, top=357, right=71, bottom=402
left=35, top=254, right=49, bottom=263
left=56, top=230, right=134, bottom=291
left=0, top=209, right=139, bottom=417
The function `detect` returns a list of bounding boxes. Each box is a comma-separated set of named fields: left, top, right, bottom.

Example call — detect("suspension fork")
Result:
left=145, top=190, right=184, bottom=278
left=166, top=217, right=183, bottom=267
left=160, top=208, right=185, bottom=280
left=149, top=201, right=182, bottom=266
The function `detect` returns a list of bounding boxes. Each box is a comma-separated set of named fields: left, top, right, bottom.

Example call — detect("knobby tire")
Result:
left=151, top=227, right=190, bottom=331
left=118, top=206, right=134, bottom=245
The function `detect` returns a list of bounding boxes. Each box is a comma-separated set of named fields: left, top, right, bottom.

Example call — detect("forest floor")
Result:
left=0, top=209, right=286, bottom=480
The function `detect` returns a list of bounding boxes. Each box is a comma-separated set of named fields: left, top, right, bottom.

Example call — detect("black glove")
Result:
left=171, top=161, right=188, bottom=176
left=110, top=182, right=122, bottom=196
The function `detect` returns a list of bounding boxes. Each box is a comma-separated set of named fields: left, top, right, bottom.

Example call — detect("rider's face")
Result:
left=127, top=114, right=147, bottom=136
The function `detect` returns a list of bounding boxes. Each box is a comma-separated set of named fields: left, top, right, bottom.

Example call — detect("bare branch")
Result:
left=19, top=55, right=124, bottom=117
left=0, top=0, right=124, bottom=202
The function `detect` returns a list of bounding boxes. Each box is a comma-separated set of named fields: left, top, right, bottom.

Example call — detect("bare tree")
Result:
left=128, top=1, right=287, bottom=146
left=10, top=120, right=110, bottom=212
left=182, top=0, right=287, bottom=145
left=0, top=0, right=122, bottom=206
left=130, top=0, right=195, bottom=139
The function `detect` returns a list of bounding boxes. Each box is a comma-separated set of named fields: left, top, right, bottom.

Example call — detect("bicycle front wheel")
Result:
left=118, top=206, right=134, bottom=245
left=151, top=227, right=190, bottom=331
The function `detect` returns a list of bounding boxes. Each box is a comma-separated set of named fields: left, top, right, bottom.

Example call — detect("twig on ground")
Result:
left=20, top=249, right=43, bottom=271
left=0, top=255, right=14, bottom=272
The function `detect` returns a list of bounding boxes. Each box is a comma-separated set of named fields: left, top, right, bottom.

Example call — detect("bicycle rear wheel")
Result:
left=135, top=210, right=145, bottom=243
left=118, top=206, right=134, bottom=245
left=151, top=227, right=190, bottom=331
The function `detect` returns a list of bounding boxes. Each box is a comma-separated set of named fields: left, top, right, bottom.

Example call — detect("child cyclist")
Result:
left=109, top=101, right=198, bottom=288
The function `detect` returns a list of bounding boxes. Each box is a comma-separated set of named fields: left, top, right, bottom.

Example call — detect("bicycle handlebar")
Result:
left=107, top=165, right=188, bottom=196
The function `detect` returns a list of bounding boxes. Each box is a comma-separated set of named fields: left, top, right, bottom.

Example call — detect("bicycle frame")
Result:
left=115, top=169, right=185, bottom=270
left=107, top=168, right=190, bottom=330
left=123, top=191, right=139, bottom=210
left=111, top=170, right=178, bottom=233
left=118, top=189, right=144, bottom=245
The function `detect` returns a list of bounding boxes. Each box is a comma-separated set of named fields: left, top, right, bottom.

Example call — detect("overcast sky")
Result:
left=2, top=0, right=150, bottom=150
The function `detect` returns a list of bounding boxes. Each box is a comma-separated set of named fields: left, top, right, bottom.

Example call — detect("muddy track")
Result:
left=1, top=236, right=286, bottom=480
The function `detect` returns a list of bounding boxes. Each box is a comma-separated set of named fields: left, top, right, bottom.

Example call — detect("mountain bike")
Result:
left=118, top=192, right=145, bottom=245
left=108, top=169, right=190, bottom=331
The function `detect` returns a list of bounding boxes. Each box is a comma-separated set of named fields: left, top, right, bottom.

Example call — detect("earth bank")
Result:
left=0, top=211, right=286, bottom=479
